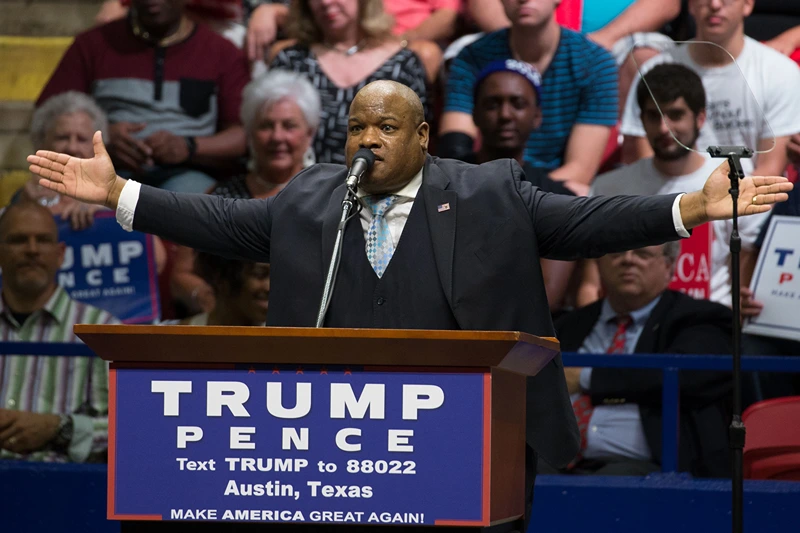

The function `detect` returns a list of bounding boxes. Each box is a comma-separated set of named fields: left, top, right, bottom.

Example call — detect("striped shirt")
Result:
left=0, top=287, right=119, bottom=463
left=444, top=28, right=619, bottom=170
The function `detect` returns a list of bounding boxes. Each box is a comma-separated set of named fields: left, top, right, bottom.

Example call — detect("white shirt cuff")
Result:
left=672, top=193, right=690, bottom=238
left=579, top=367, right=592, bottom=391
left=116, top=180, right=142, bottom=232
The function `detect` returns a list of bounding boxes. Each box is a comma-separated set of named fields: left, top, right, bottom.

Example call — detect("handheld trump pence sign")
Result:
left=109, top=366, right=490, bottom=525
left=56, top=213, right=159, bottom=323
left=0, top=213, right=159, bottom=323
left=743, top=216, right=800, bottom=342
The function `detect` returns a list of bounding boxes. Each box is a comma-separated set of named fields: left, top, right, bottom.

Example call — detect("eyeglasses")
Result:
left=607, top=249, right=667, bottom=261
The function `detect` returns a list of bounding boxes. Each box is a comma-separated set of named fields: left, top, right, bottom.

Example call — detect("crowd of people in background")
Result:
left=3, top=0, right=800, bottom=475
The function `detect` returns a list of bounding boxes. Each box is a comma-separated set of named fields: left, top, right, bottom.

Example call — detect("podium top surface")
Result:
left=75, top=326, right=559, bottom=376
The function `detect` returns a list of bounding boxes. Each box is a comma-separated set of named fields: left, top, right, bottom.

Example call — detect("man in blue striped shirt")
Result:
left=439, top=0, right=619, bottom=195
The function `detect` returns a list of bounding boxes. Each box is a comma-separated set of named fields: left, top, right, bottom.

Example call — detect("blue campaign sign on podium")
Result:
left=108, top=365, right=490, bottom=526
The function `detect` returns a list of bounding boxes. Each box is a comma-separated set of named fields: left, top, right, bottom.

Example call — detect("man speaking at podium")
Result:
left=28, top=80, right=791, bottom=530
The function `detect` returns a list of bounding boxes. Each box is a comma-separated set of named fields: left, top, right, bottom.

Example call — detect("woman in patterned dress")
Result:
left=268, top=0, right=439, bottom=165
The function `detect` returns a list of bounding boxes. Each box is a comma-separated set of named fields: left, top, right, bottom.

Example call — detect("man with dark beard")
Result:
left=589, top=63, right=769, bottom=308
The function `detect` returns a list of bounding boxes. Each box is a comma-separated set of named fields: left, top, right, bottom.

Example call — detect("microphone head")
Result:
left=352, top=148, right=376, bottom=169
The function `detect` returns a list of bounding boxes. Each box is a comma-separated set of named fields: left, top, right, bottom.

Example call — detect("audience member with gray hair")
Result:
left=214, top=68, right=320, bottom=199
left=168, top=69, right=320, bottom=316
left=15, top=92, right=109, bottom=230
left=15, top=92, right=168, bottom=276
left=31, top=91, right=108, bottom=153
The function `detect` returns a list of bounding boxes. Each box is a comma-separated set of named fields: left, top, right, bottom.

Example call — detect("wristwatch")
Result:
left=184, top=136, right=197, bottom=162
left=52, top=414, right=74, bottom=452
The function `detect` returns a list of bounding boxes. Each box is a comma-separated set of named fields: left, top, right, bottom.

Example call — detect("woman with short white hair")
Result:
left=17, top=91, right=108, bottom=229
left=208, top=69, right=320, bottom=199
left=170, top=69, right=320, bottom=315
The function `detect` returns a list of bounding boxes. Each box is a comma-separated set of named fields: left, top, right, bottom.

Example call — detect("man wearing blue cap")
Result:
left=439, top=0, right=619, bottom=195
left=468, top=59, right=577, bottom=312
left=469, top=59, right=573, bottom=197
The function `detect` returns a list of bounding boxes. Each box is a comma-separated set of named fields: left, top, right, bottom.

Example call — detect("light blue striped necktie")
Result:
left=363, top=194, right=400, bottom=278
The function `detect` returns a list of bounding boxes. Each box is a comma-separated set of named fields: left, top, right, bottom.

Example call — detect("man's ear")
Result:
left=696, top=108, right=707, bottom=131
left=417, top=121, right=430, bottom=152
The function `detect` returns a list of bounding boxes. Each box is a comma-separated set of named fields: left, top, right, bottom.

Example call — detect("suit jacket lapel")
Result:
left=421, top=157, right=457, bottom=307
left=634, top=291, right=674, bottom=353
left=321, top=182, right=351, bottom=274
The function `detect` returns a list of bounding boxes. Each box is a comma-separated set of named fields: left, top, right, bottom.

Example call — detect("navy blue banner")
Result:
left=110, top=366, right=488, bottom=526
left=56, top=212, right=160, bottom=323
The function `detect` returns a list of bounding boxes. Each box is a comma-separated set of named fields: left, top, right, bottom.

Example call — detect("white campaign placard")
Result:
left=743, top=216, right=800, bottom=341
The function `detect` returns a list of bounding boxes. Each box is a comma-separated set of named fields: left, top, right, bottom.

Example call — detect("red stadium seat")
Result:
left=743, top=396, right=800, bottom=480
left=555, top=0, right=582, bottom=31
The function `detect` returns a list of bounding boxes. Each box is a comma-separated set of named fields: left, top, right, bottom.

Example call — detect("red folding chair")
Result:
left=742, top=396, right=800, bottom=480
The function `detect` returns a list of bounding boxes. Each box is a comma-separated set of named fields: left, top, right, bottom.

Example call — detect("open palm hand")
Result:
left=702, top=160, right=793, bottom=221
left=27, top=131, right=124, bottom=208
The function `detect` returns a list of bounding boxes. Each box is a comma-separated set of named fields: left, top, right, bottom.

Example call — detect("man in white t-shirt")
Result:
left=592, top=63, right=768, bottom=307
left=620, top=0, right=800, bottom=177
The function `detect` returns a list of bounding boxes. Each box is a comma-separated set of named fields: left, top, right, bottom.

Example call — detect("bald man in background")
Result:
left=28, top=80, right=792, bottom=531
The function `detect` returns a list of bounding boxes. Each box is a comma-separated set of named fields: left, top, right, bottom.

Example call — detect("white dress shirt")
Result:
left=115, top=172, right=690, bottom=239
left=356, top=167, right=422, bottom=247
left=575, top=297, right=662, bottom=462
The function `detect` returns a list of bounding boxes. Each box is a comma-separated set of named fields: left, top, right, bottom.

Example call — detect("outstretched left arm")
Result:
left=678, top=160, right=793, bottom=229
left=519, top=159, right=793, bottom=260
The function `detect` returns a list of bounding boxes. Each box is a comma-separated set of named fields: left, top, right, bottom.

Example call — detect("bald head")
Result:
left=352, top=80, right=425, bottom=127
left=345, top=81, right=430, bottom=195
left=0, top=201, right=58, bottom=239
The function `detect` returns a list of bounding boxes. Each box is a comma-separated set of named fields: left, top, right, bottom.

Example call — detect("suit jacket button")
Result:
left=376, top=297, right=386, bottom=306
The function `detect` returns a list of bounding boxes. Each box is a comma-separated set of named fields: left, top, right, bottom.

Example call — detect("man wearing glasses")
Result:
left=551, top=241, right=734, bottom=477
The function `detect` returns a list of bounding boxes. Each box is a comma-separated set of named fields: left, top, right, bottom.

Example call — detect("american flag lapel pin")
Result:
left=437, top=203, right=451, bottom=212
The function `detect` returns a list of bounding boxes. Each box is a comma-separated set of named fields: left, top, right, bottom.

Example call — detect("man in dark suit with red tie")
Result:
left=27, top=80, right=791, bottom=530
left=553, top=241, right=733, bottom=477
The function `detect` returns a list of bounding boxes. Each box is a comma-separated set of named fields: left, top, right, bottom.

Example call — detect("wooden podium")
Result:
left=76, top=325, right=559, bottom=532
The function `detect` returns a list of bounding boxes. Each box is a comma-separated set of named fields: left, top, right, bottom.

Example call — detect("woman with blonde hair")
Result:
left=268, top=0, right=440, bottom=165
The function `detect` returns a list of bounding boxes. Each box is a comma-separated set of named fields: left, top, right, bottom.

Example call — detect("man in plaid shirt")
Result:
left=0, top=201, right=119, bottom=463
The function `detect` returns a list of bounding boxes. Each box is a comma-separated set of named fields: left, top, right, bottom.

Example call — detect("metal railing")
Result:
left=562, top=352, right=800, bottom=472
left=3, top=342, right=800, bottom=474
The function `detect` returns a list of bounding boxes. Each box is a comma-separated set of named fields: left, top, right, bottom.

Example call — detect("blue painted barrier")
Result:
left=561, top=352, right=800, bottom=474
left=3, top=462, right=800, bottom=533
left=532, top=473, right=800, bottom=533
left=0, top=461, right=115, bottom=533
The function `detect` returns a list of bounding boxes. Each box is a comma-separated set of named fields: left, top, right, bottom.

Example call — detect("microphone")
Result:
left=345, top=148, right=376, bottom=190
left=316, top=148, right=375, bottom=327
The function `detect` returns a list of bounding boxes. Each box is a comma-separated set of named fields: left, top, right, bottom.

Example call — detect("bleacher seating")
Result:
left=1, top=2, right=81, bottom=203
left=743, top=396, right=800, bottom=481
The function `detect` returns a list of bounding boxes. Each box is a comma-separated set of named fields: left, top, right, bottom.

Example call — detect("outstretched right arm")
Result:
left=28, top=131, right=273, bottom=263
left=128, top=182, right=272, bottom=263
